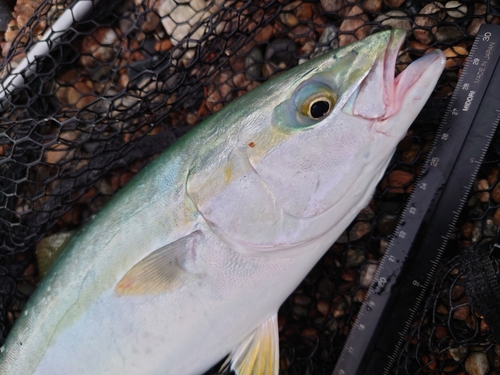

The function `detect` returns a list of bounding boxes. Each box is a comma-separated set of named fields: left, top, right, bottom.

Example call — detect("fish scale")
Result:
left=333, top=24, right=500, bottom=375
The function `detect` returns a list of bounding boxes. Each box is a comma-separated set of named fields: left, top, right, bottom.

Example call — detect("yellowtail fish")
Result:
left=0, top=29, right=445, bottom=375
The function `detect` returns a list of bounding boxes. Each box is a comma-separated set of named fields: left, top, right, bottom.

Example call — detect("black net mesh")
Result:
left=0, top=0, right=499, bottom=374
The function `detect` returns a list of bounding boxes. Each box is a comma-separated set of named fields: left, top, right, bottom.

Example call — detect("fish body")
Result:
left=0, top=30, right=445, bottom=375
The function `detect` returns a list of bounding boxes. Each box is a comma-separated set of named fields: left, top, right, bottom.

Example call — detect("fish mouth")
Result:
left=352, top=30, right=445, bottom=126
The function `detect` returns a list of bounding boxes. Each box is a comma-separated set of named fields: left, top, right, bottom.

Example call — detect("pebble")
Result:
left=443, top=45, right=468, bottom=69
left=348, top=221, right=371, bottom=241
left=448, top=345, right=467, bottom=362
left=79, top=28, right=119, bottom=68
left=492, top=182, right=500, bottom=203
left=383, top=0, right=405, bottom=9
left=476, top=179, right=490, bottom=203
left=376, top=212, right=398, bottom=236
left=413, top=2, right=445, bottom=45
left=434, top=25, right=466, bottom=43
left=262, top=38, right=297, bottom=78
left=159, top=0, right=210, bottom=46
left=382, top=170, right=414, bottom=194
left=374, top=10, right=412, bottom=32
left=465, top=352, right=489, bottom=375
left=338, top=6, right=370, bottom=47
left=362, top=0, right=382, bottom=13
left=308, top=26, right=339, bottom=61
left=279, top=2, right=300, bottom=28
left=353, top=288, right=367, bottom=303
left=359, top=263, right=378, bottom=288
left=445, top=1, right=467, bottom=19
left=320, top=0, right=345, bottom=13
left=317, top=300, right=330, bottom=316
left=493, top=208, right=500, bottom=226
left=345, top=247, right=366, bottom=267
left=245, top=47, right=263, bottom=80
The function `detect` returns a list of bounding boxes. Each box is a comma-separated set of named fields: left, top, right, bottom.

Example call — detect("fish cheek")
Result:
left=248, top=113, right=371, bottom=218
left=186, top=149, right=282, bottom=246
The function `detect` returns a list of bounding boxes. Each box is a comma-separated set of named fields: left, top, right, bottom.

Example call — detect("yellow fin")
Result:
left=222, top=314, right=279, bottom=375
left=115, top=233, right=199, bottom=296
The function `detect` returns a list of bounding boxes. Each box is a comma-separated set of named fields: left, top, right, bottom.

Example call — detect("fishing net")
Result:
left=0, top=0, right=499, bottom=374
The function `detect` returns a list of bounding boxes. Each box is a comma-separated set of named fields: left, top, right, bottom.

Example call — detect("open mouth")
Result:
left=353, top=30, right=445, bottom=121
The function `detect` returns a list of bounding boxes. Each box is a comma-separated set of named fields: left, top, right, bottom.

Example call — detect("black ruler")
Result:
left=333, top=24, right=500, bottom=375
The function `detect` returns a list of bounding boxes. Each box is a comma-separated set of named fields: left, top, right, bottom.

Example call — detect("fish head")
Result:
left=245, top=29, right=445, bottom=237
left=187, top=30, right=445, bottom=249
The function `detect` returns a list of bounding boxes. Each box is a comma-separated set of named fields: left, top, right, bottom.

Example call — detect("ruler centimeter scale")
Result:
left=333, top=24, right=500, bottom=375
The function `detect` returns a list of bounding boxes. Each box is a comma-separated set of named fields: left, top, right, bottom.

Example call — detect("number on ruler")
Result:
left=462, top=83, right=470, bottom=90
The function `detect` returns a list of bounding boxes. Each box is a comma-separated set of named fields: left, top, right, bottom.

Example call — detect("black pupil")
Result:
left=310, top=100, right=330, bottom=119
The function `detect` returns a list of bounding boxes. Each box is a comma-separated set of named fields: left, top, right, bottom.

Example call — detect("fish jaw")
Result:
left=350, top=30, right=445, bottom=131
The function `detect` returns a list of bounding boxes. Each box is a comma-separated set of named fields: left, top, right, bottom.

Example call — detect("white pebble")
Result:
left=445, top=1, right=467, bottom=18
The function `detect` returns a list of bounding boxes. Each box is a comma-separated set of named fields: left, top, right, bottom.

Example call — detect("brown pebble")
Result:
left=383, top=0, right=405, bottom=9
left=254, top=24, right=275, bottom=43
left=374, top=10, right=411, bottom=32
left=341, top=269, right=357, bottom=282
left=353, top=288, right=367, bottom=303
left=402, top=145, right=420, bottom=163
left=493, top=208, right=500, bottom=226
left=295, top=2, right=314, bottom=21
left=348, top=222, right=371, bottom=241
left=301, top=327, right=318, bottom=338
left=434, top=325, right=447, bottom=339
left=465, top=352, right=489, bottom=375
left=452, top=305, right=470, bottom=321
left=477, top=179, right=490, bottom=203
left=362, top=0, right=382, bottom=13
left=321, top=0, right=345, bottom=13
left=317, top=300, right=330, bottom=316
left=492, top=182, right=500, bottom=203
left=443, top=45, right=468, bottom=69
left=413, top=2, right=445, bottom=45
left=279, top=2, right=300, bottom=28
left=382, top=170, right=414, bottom=194
left=468, top=18, right=485, bottom=37
left=480, top=318, right=489, bottom=332
left=461, top=221, right=474, bottom=239
left=338, top=6, right=370, bottom=47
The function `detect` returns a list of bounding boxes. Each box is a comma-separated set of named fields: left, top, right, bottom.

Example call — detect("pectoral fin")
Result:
left=115, top=232, right=200, bottom=296
left=222, top=314, right=279, bottom=375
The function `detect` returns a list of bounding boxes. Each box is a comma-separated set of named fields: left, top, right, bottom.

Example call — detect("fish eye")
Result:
left=298, top=91, right=337, bottom=120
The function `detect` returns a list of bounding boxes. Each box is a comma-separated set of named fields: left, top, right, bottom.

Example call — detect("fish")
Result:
left=0, top=29, right=445, bottom=375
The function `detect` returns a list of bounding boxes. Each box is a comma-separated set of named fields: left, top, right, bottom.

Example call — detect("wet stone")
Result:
left=359, top=263, right=378, bottom=288
left=376, top=212, right=398, bottom=236
left=445, top=1, right=467, bottom=19
left=320, top=0, right=345, bottom=13
left=309, top=26, right=339, bottom=60
left=345, top=247, right=366, bottom=268
left=245, top=47, right=263, bottom=80
left=263, top=38, right=297, bottom=78
left=448, top=345, right=467, bottom=362
left=374, top=10, right=412, bottom=32
left=348, top=221, right=371, bottom=241
left=465, top=352, right=489, bottom=375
